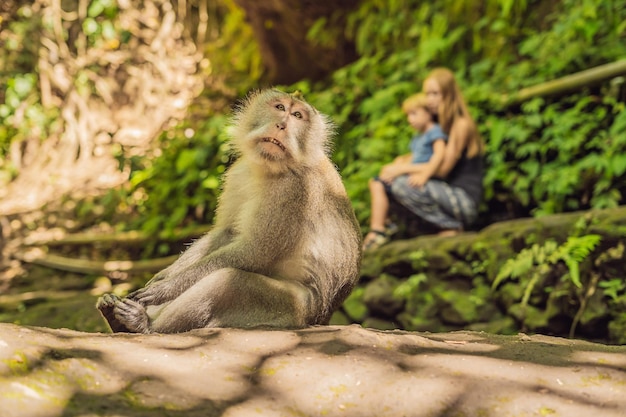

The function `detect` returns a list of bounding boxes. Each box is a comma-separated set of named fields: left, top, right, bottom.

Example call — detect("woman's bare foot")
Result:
left=437, top=228, right=462, bottom=237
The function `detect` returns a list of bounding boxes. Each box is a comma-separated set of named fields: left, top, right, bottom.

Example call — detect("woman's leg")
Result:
left=390, top=176, right=476, bottom=234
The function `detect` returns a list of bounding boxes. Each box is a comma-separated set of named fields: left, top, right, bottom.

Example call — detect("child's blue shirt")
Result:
left=409, top=124, right=447, bottom=163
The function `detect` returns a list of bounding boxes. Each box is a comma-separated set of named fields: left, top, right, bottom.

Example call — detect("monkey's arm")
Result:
left=128, top=227, right=235, bottom=302
left=129, top=236, right=287, bottom=306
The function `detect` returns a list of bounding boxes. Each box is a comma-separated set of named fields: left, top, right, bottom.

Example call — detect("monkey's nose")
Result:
left=276, top=122, right=286, bottom=130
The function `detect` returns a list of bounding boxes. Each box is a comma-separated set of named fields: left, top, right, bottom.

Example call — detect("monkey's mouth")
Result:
left=260, top=137, right=286, bottom=152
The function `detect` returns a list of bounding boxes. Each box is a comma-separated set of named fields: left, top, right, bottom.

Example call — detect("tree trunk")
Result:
left=234, top=0, right=360, bottom=84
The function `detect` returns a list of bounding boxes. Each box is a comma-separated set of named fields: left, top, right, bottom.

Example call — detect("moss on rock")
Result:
left=353, top=206, right=626, bottom=344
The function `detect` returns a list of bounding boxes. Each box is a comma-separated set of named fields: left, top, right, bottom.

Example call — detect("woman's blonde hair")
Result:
left=425, top=68, right=484, bottom=157
left=401, top=93, right=430, bottom=114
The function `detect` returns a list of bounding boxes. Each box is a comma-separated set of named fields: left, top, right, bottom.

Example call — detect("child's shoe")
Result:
left=362, top=230, right=389, bottom=252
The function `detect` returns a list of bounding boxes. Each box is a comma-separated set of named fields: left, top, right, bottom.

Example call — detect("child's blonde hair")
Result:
left=402, top=93, right=430, bottom=114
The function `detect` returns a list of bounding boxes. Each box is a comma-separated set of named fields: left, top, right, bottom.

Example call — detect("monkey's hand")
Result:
left=127, top=271, right=173, bottom=306
left=127, top=281, right=173, bottom=306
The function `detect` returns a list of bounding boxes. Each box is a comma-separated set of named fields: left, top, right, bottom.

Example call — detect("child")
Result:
left=363, top=93, right=447, bottom=251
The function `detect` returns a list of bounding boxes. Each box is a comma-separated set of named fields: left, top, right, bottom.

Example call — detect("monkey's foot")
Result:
left=96, top=294, right=151, bottom=333
left=113, top=297, right=151, bottom=334
left=97, top=294, right=132, bottom=333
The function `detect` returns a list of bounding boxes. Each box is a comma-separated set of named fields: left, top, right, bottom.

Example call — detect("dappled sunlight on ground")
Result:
left=0, top=324, right=625, bottom=416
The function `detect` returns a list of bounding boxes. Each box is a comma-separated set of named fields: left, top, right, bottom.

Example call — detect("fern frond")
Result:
left=564, top=258, right=582, bottom=288
left=521, top=271, right=543, bottom=309
left=563, top=234, right=601, bottom=261
left=493, top=246, right=536, bottom=289
left=555, top=234, right=601, bottom=288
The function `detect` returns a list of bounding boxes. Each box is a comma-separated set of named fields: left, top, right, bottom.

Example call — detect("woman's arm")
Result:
left=386, top=117, right=472, bottom=180
left=434, top=117, right=471, bottom=178
left=379, top=137, right=447, bottom=182
left=378, top=153, right=413, bottom=183
left=407, top=139, right=446, bottom=187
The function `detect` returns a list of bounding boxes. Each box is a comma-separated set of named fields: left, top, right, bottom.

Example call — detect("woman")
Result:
left=364, top=67, right=484, bottom=249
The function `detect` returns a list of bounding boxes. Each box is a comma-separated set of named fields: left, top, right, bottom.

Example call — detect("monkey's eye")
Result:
left=275, top=103, right=285, bottom=111
left=292, top=111, right=303, bottom=119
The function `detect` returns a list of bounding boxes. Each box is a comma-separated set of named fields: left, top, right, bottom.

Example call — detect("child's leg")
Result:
left=364, top=178, right=393, bottom=250
left=368, top=177, right=389, bottom=232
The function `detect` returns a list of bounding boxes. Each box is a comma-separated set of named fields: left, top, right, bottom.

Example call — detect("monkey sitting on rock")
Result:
left=97, top=89, right=362, bottom=333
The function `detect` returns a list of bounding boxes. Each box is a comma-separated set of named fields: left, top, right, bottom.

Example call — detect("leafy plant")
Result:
left=0, top=5, right=59, bottom=171
left=394, top=273, right=427, bottom=298
left=126, top=114, right=231, bottom=238
left=294, top=0, right=626, bottom=228
left=493, top=235, right=601, bottom=290
left=3, top=0, right=626, bottom=246
left=599, top=278, right=626, bottom=303
left=492, top=234, right=602, bottom=330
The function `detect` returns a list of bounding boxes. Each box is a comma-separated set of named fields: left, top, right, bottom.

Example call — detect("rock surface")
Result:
left=349, top=206, right=626, bottom=343
left=0, top=323, right=625, bottom=416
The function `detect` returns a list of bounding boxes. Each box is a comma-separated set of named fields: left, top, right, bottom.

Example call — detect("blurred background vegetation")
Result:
left=2, top=0, right=625, bottom=238
left=1, top=0, right=625, bottom=339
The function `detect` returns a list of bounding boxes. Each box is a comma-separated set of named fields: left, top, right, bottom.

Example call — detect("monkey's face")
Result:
left=231, top=90, right=331, bottom=173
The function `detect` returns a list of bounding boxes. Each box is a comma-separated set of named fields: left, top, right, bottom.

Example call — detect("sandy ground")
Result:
left=0, top=323, right=625, bottom=417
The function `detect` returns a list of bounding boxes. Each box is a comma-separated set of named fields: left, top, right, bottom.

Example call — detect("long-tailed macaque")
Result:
left=97, top=89, right=362, bottom=333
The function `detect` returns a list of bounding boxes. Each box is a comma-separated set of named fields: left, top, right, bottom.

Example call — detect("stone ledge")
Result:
left=0, top=323, right=625, bottom=416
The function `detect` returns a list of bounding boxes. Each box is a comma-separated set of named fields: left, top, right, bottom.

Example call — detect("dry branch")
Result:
left=0, top=290, right=81, bottom=306
left=22, top=225, right=212, bottom=247
left=14, top=249, right=178, bottom=274
left=503, top=59, right=626, bottom=105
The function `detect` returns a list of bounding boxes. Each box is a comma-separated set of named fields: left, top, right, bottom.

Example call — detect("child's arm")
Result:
left=378, top=153, right=412, bottom=182
left=407, top=139, right=446, bottom=187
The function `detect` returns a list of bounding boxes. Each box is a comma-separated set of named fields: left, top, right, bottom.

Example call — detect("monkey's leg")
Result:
left=112, top=296, right=152, bottom=333
left=96, top=294, right=132, bottom=333
left=150, top=267, right=313, bottom=333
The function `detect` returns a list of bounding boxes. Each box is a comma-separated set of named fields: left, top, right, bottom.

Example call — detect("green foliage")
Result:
left=341, top=287, right=368, bottom=322
left=66, top=0, right=626, bottom=241
left=87, top=0, right=259, bottom=236
left=599, top=278, right=626, bottom=303
left=202, top=0, right=263, bottom=95
left=3, top=0, right=626, bottom=244
left=393, top=273, right=427, bottom=299
left=0, top=5, right=59, bottom=175
left=494, top=235, right=601, bottom=290
left=482, top=96, right=626, bottom=217
left=125, top=115, right=231, bottom=237
left=296, top=0, right=626, bottom=227
left=492, top=234, right=601, bottom=330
